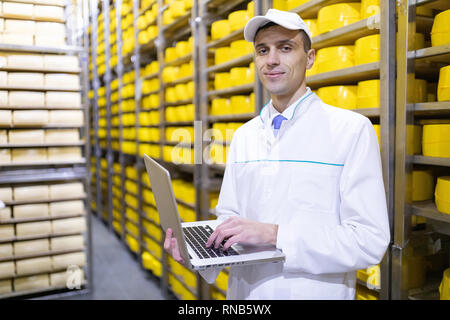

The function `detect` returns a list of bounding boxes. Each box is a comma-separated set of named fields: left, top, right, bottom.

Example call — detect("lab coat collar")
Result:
left=259, top=87, right=316, bottom=129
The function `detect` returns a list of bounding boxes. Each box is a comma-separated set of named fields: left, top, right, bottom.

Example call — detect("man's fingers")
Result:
left=163, top=228, right=173, bottom=251
left=206, top=218, right=236, bottom=247
left=223, top=234, right=241, bottom=250
left=171, top=238, right=184, bottom=264
left=214, top=226, right=240, bottom=249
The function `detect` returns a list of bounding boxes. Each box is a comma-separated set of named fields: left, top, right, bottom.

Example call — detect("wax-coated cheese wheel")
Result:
left=0, top=71, right=6, bottom=86
left=2, top=2, right=34, bottom=19
left=7, top=72, right=44, bottom=88
left=16, top=257, right=52, bottom=275
left=52, top=252, right=86, bottom=270
left=0, top=130, right=6, bottom=144
left=52, top=217, right=86, bottom=234
left=44, top=129, right=80, bottom=143
left=4, top=19, right=36, bottom=34
left=0, top=149, right=11, bottom=164
left=13, top=110, right=48, bottom=125
left=1, top=33, right=34, bottom=46
left=49, top=200, right=84, bottom=216
left=48, top=110, right=83, bottom=125
left=51, top=235, right=84, bottom=251
left=35, top=22, right=65, bottom=37
left=14, top=239, right=49, bottom=256
left=47, top=147, right=82, bottom=161
left=0, top=243, right=13, bottom=258
left=0, top=187, right=12, bottom=202
left=12, top=148, right=47, bottom=163
left=7, top=54, right=44, bottom=69
left=0, top=110, right=11, bottom=125
left=8, top=130, right=45, bottom=144
left=16, top=221, right=51, bottom=237
left=0, top=224, right=14, bottom=239
left=43, top=55, right=79, bottom=71
left=44, top=74, right=80, bottom=90
left=9, top=92, right=45, bottom=107
left=49, top=182, right=84, bottom=199
left=13, top=203, right=49, bottom=219
left=0, top=280, right=12, bottom=294
left=14, top=274, right=50, bottom=292
left=0, top=207, right=12, bottom=221
left=46, top=92, right=81, bottom=107
left=0, top=91, right=8, bottom=107
left=0, top=262, right=15, bottom=278
left=34, top=35, right=65, bottom=47
left=13, top=185, right=49, bottom=201
left=33, top=5, right=65, bottom=21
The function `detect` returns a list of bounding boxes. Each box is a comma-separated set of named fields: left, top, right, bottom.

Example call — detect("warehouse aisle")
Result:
left=64, top=215, right=167, bottom=300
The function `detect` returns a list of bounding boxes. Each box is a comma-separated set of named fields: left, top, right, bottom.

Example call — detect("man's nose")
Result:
left=266, top=49, right=280, bottom=66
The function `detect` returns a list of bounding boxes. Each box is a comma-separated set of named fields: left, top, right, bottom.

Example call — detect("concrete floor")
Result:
left=62, top=214, right=169, bottom=300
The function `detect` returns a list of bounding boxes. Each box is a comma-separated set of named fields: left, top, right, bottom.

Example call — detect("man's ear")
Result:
left=306, top=48, right=315, bottom=70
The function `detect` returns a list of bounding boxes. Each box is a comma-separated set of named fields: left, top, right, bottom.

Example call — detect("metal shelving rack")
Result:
left=393, top=0, right=450, bottom=300
left=0, top=0, right=92, bottom=299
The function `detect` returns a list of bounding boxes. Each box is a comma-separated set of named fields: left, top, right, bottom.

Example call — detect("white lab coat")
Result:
left=202, top=88, right=390, bottom=300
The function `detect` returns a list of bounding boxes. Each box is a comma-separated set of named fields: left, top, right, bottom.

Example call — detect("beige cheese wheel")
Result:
left=44, top=129, right=80, bottom=143
left=52, top=252, right=86, bottom=270
left=14, top=274, right=50, bottom=291
left=47, top=147, right=82, bottom=161
left=0, top=207, right=12, bottom=221
left=48, top=110, right=83, bottom=125
left=13, top=185, right=49, bottom=201
left=12, top=148, right=47, bottom=163
left=0, top=18, right=4, bottom=33
left=0, top=91, right=8, bottom=106
left=0, top=71, right=6, bottom=86
left=8, top=129, right=45, bottom=144
left=4, top=19, right=36, bottom=34
left=35, top=0, right=66, bottom=6
left=50, top=235, right=84, bottom=251
left=49, top=200, right=84, bottom=217
left=13, top=203, right=49, bottom=219
left=13, top=110, right=48, bottom=125
left=14, top=239, right=49, bottom=256
left=9, top=92, right=45, bottom=107
left=44, top=74, right=80, bottom=90
left=33, top=5, right=65, bottom=21
left=0, top=149, right=11, bottom=164
left=7, top=54, right=44, bottom=69
left=35, top=22, right=65, bottom=37
left=43, top=55, right=78, bottom=71
left=34, top=35, right=65, bottom=47
left=0, top=224, right=14, bottom=239
left=16, top=256, right=52, bottom=275
left=1, top=33, right=34, bottom=46
left=49, top=182, right=84, bottom=199
left=0, top=130, right=6, bottom=143
left=0, top=261, right=15, bottom=278
left=0, top=280, right=12, bottom=294
left=0, top=110, right=11, bottom=125
left=2, top=2, right=34, bottom=19
left=16, top=221, right=51, bottom=237
left=46, top=92, right=81, bottom=108
left=7, top=72, right=44, bottom=88
left=0, top=54, right=6, bottom=68
left=0, top=187, right=12, bottom=202
left=52, top=217, right=86, bottom=234
left=0, top=243, right=13, bottom=258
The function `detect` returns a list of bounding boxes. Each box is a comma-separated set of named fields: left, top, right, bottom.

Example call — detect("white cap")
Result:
left=244, top=9, right=312, bottom=43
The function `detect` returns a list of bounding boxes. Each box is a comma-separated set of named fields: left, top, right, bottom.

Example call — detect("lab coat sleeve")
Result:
left=276, top=117, right=390, bottom=274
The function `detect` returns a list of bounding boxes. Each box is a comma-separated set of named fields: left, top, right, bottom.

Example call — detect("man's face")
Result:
left=254, top=25, right=314, bottom=98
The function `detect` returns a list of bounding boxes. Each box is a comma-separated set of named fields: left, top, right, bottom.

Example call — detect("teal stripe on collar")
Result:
left=233, top=159, right=344, bottom=167
left=259, top=100, right=272, bottom=124
left=259, top=91, right=315, bottom=124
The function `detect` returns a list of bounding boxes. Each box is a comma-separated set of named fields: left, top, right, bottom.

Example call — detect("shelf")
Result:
left=207, top=83, right=254, bottom=97
left=351, top=107, right=381, bottom=118
left=139, top=39, right=156, bottom=54
left=207, top=28, right=245, bottom=49
left=0, top=43, right=83, bottom=54
left=2, top=194, right=87, bottom=206
left=0, top=106, right=85, bottom=110
left=0, top=159, right=86, bottom=168
left=0, top=86, right=81, bottom=92
left=164, top=99, right=193, bottom=107
left=161, top=11, right=191, bottom=36
left=409, top=44, right=450, bottom=63
left=0, top=231, right=85, bottom=245
left=164, top=75, right=194, bottom=86
left=414, top=101, right=450, bottom=116
left=0, top=282, right=87, bottom=300
left=0, top=167, right=88, bottom=185
left=0, top=212, right=86, bottom=225
left=0, top=66, right=81, bottom=74
left=312, top=16, right=380, bottom=50
left=2, top=0, right=67, bottom=7
left=0, top=141, right=85, bottom=149
left=412, top=155, right=450, bottom=167
left=208, top=113, right=256, bottom=122
left=0, top=125, right=85, bottom=129
left=291, top=0, right=361, bottom=19
left=206, top=0, right=247, bottom=17
left=163, top=53, right=192, bottom=68
left=306, top=62, right=380, bottom=88
left=0, top=13, right=65, bottom=23
left=0, top=248, right=85, bottom=263
left=164, top=121, right=194, bottom=126
left=416, top=0, right=450, bottom=10
left=410, top=201, right=450, bottom=224
left=206, top=54, right=253, bottom=74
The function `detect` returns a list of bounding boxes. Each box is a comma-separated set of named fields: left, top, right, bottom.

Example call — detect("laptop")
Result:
left=143, top=155, right=285, bottom=271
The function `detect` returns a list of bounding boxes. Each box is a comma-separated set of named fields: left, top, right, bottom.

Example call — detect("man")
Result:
left=165, top=9, right=390, bottom=299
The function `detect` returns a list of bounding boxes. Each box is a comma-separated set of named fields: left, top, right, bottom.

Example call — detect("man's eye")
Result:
left=257, top=48, right=267, bottom=55
left=281, top=46, right=292, bottom=52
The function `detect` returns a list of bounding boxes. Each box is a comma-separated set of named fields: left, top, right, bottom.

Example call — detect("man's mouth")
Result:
left=264, top=71, right=285, bottom=79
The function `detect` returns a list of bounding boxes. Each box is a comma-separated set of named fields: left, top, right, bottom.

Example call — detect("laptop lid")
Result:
left=143, top=155, right=192, bottom=268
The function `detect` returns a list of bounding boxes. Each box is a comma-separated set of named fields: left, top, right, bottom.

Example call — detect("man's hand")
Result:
left=163, top=228, right=185, bottom=265
left=206, top=217, right=278, bottom=250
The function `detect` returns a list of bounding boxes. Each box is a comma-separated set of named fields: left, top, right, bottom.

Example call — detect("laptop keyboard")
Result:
left=183, top=225, right=239, bottom=259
